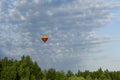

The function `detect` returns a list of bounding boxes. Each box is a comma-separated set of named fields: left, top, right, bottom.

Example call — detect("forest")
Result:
left=0, top=55, right=120, bottom=80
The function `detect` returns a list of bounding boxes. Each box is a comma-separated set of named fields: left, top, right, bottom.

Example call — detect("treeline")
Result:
left=0, top=56, right=120, bottom=80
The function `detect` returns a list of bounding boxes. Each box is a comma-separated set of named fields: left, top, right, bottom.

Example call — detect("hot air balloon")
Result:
left=41, top=35, right=48, bottom=43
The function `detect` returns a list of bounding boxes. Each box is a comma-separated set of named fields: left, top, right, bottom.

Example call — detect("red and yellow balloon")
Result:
left=41, top=35, right=48, bottom=43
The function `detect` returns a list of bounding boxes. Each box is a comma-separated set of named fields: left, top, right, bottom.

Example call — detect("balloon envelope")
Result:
left=41, top=35, right=48, bottom=42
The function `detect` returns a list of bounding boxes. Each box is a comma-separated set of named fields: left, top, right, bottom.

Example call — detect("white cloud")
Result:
left=0, top=0, right=119, bottom=71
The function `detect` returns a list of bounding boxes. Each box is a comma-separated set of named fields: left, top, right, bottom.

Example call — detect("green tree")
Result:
left=76, top=70, right=83, bottom=77
left=56, top=70, right=67, bottom=80
left=66, top=70, right=74, bottom=77
left=46, top=68, right=56, bottom=80
left=69, top=76, right=85, bottom=80
left=32, top=61, right=43, bottom=80
left=86, top=75, right=93, bottom=80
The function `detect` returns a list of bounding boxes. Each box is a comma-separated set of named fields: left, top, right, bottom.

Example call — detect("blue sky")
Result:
left=0, top=0, right=120, bottom=72
left=94, top=12, right=120, bottom=71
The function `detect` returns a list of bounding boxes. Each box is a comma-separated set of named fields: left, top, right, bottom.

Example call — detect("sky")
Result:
left=0, top=0, right=120, bottom=72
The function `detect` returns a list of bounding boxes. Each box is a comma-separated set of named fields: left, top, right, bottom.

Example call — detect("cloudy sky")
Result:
left=0, top=0, right=120, bottom=72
